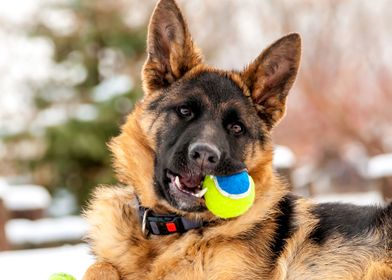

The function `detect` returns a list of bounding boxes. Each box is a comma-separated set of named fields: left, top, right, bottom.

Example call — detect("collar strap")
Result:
left=137, top=201, right=204, bottom=236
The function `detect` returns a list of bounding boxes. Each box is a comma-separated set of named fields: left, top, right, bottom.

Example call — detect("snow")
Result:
left=313, top=191, right=385, bottom=206
left=48, top=189, right=78, bottom=217
left=0, top=178, right=9, bottom=197
left=39, top=8, right=78, bottom=36
left=6, top=216, right=88, bottom=246
left=0, top=244, right=94, bottom=280
left=292, top=164, right=314, bottom=189
left=92, top=75, right=134, bottom=102
left=0, top=32, right=54, bottom=137
left=32, top=104, right=98, bottom=129
left=1, top=184, right=51, bottom=211
left=273, top=145, right=296, bottom=169
left=73, top=104, right=98, bottom=122
left=0, top=0, right=42, bottom=26
left=32, top=106, right=69, bottom=128
left=366, top=153, right=392, bottom=178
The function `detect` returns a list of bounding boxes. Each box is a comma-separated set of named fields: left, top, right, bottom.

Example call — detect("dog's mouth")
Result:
left=160, top=164, right=246, bottom=212
left=161, top=169, right=207, bottom=212
left=166, top=170, right=207, bottom=199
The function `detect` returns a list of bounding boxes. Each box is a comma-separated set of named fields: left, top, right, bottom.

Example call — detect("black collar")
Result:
left=136, top=199, right=204, bottom=236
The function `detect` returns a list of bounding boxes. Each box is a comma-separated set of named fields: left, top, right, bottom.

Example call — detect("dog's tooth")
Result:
left=193, top=188, right=207, bottom=198
left=175, top=176, right=181, bottom=188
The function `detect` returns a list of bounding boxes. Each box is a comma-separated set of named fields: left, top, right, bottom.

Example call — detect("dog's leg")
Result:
left=362, top=261, right=392, bottom=280
left=83, top=262, right=120, bottom=280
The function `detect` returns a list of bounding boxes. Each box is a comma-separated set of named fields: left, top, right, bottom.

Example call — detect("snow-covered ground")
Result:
left=366, top=153, right=392, bottom=179
left=6, top=216, right=88, bottom=246
left=273, top=145, right=296, bottom=169
left=0, top=244, right=94, bottom=280
left=313, top=191, right=385, bottom=206
left=1, top=184, right=51, bottom=211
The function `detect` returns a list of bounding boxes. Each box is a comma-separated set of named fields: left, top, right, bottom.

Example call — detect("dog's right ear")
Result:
left=142, top=0, right=202, bottom=93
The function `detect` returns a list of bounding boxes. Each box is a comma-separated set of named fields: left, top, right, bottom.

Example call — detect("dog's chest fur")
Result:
left=85, top=186, right=391, bottom=280
left=85, top=186, right=277, bottom=279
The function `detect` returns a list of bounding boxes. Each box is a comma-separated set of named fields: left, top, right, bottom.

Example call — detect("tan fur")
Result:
left=84, top=184, right=391, bottom=279
left=363, top=261, right=392, bottom=280
left=83, top=262, right=120, bottom=280
left=83, top=0, right=392, bottom=279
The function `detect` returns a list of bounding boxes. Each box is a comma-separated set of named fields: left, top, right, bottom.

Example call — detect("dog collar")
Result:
left=136, top=199, right=204, bottom=236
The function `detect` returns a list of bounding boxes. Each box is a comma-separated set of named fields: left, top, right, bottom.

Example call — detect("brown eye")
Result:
left=177, top=105, right=193, bottom=118
left=227, top=122, right=245, bottom=136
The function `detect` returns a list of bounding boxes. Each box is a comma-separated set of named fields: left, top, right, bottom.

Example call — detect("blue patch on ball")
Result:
left=214, top=171, right=251, bottom=199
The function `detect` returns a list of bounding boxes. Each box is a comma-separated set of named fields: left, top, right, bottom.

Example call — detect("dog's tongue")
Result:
left=180, top=174, right=203, bottom=189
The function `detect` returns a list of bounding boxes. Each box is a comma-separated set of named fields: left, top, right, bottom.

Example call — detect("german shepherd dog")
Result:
left=83, top=0, right=392, bottom=279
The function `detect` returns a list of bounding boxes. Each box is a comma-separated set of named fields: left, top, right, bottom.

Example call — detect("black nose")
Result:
left=188, top=142, right=221, bottom=170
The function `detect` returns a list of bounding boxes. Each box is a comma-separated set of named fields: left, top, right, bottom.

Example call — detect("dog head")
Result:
left=110, top=0, right=301, bottom=218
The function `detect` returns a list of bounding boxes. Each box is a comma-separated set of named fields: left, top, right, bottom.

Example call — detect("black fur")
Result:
left=236, top=194, right=297, bottom=266
left=269, top=194, right=297, bottom=262
left=185, top=72, right=245, bottom=106
left=309, top=203, right=385, bottom=244
left=147, top=94, right=166, bottom=111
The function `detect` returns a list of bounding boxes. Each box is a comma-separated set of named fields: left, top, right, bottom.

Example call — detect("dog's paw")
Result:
left=83, top=262, right=120, bottom=280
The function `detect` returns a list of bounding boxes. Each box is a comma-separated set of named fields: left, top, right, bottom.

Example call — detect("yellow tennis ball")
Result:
left=203, top=171, right=255, bottom=219
left=49, top=273, right=76, bottom=280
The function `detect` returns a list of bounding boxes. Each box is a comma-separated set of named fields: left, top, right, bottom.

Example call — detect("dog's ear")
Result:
left=241, top=33, right=301, bottom=128
left=142, top=0, right=202, bottom=93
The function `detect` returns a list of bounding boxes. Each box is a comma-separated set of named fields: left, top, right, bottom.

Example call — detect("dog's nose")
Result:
left=188, top=142, right=221, bottom=170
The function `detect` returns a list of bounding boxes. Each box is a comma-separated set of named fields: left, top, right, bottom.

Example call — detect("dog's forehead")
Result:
left=180, top=72, right=246, bottom=106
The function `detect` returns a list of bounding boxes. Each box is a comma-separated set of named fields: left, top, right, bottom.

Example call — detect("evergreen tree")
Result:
left=16, top=0, right=147, bottom=209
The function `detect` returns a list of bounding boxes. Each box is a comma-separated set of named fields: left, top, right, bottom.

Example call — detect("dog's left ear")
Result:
left=142, top=0, right=202, bottom=93
left=241, top=33, right=301, bottom=128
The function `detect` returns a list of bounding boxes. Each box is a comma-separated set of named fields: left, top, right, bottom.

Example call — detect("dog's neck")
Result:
left=136, top=197, right=205, bottom=236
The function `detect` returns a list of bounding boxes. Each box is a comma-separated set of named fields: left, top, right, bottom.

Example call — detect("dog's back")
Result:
left=272, top=200, right=392, bottom=279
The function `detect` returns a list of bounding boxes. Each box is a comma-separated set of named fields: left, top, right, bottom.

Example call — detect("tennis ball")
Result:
left=49, top=273, right=76, bottom=280
left=202, top=171, right=255, bottom=219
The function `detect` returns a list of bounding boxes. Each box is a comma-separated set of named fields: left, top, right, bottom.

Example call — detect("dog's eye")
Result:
left=227, top=122, right=245, bottom=136
left=176, top=105, right=193, bottom=118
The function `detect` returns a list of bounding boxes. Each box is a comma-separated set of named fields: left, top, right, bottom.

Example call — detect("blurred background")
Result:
left=0, top=0, right=391, bottom=278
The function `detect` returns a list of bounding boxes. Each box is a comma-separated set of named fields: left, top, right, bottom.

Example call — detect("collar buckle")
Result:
left=141, top=208, right=151, bottom=237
